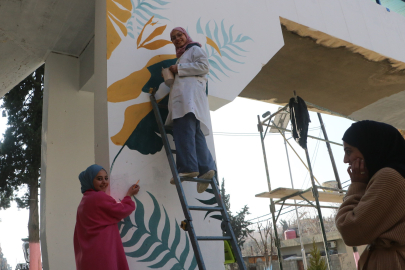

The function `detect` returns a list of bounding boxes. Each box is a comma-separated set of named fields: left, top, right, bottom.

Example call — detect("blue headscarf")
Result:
left=78, top=164, right=106, bottom=194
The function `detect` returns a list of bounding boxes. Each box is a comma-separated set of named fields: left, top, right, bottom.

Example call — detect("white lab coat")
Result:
left=165, top=45, right=211, bottom=135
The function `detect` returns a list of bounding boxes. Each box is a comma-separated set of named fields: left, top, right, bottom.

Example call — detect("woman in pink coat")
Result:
left=74, top=164, right=140, bottom=270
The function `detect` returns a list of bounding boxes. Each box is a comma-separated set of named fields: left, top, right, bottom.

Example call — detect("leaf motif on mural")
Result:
left=108, top=56, right=177, bottom=171
left=126, top=0, right=170, bottom=39
left=136, top=16, right=172, bottom=50
left=196, top=188, right=223, bottom=221
left=119, top=192, right=197, bottom=269
left=196, top=18, right=253, bottom=82
left=107, top=0, right=133, bottom=59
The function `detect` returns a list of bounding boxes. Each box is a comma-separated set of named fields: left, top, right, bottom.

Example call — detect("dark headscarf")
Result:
left=78, top=164, right=106, bottom=194
left=342, top=120, right=405, bottom=179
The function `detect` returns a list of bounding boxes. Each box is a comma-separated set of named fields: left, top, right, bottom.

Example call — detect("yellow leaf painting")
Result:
left=108, top=54, right=176, bottom=103
left=137, top=16, right=154, bottom=46
left=107, top=0, right=132, bottom=59
left=111, top=101, right=156, bottom=146
left=206, top=36, right=222, bottom=56
left=140, top=25, right=167, bottom=47
left=136, top=16, right=171, bottom=50
left=141, top=40, right=173, bottom=50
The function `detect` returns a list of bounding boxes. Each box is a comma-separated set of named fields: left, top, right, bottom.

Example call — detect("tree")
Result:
left=247, top=220, right=275, bottom=269
left=220, top=178, right=252, bottom=248
left=0, top=65, right=44, bottom=270
left=0, top=245, right=12, bottom=270
left=220, top=179, right=252, bottom=270
left=308, top=239, right=327, bottom=270
left=280, top=219, right=289, bottom=231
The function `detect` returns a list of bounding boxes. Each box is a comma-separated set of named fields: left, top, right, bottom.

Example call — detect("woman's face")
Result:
left=343, top=142, right=365, bottom=165
left=93, top=169, right=109, bottom=192
left=171, top=30, right=187, bottom=48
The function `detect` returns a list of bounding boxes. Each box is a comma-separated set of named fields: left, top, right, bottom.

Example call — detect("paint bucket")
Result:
left=162, top=67, right=174, bottom=87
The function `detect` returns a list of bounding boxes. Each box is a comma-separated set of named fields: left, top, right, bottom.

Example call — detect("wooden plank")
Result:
left=255, top=187, right=344, bottom=203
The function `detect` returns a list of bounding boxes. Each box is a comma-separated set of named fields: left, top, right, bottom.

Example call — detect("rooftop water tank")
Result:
left=284, top=229, right=296, bottom=240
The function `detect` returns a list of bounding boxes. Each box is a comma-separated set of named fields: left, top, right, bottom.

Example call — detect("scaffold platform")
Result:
left=255, top=187, right=345, bottom=204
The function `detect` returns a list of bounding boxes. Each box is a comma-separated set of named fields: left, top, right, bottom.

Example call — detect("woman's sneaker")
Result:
left=197, top=170, right=215, bottom=193
left=170, top=172, right=199, bottom=185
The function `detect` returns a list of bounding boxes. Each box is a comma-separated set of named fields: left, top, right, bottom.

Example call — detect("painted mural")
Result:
left=106, top=0, right=283, bottom=269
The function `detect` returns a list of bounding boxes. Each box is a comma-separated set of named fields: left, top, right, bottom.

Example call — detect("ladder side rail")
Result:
left=257, top=116, right=283, bottom=270
left=210, top=176, right=247, bottom=270
left=150, top=94, right=206, bottom=270
left=149, top=94, right=192, bottom=220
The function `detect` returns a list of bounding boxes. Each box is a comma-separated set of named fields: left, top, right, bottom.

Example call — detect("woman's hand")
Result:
left=126, top=183, right=140, bottom=197
left=169, top=65, right=178, bottom=74
left=347, top=158, right=369, bottom=183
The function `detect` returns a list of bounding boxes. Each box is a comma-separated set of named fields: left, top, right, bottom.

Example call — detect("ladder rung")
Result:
left=164, top=125, right=173, bottom=130
left=158, top=104, right=168, bottom=109
left=181, top=177, right=212, bottom=183
left=171, top=149, right=176, bottom=154
left=197, top=236, right=232, bottom=241
left=189, top=206, right=222, bottom=212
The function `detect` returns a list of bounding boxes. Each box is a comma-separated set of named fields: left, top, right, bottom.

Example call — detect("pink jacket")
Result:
left=74, top=190, right=135, bottom=270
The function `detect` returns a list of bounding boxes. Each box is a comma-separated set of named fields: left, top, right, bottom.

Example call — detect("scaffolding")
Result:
left=255, top=95, right=348, bottom=270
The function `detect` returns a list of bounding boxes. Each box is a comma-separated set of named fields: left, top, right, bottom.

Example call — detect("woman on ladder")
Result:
left=165, top=27, right=216, bottom=193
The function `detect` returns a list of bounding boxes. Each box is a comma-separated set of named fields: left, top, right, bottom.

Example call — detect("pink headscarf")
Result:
left=171, top=27, right=202, bottom=58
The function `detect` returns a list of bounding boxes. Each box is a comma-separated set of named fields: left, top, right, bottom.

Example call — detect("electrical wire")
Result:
left=247, top=201, right=317, bottom=224
left=246, top=213, right=272, bottom=222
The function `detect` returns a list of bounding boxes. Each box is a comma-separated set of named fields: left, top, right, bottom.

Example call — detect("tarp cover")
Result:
left=289, top=96, right=310, bottom=149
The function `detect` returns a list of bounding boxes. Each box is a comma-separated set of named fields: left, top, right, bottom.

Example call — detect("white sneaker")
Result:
left=197, top=170, right=215, bottom=193
left=170, top=172, right=199, bottom=185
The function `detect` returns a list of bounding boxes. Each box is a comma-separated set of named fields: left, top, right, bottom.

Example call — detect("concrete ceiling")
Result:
left=239, top=23, right=405, bottom=126
left=0, top=0, right=94, bottom=95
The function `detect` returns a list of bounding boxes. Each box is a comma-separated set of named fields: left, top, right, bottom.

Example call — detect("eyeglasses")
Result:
left=171, top=32, right=184, bottom=41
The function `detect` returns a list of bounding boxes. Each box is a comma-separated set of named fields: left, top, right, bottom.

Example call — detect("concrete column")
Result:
left=94, top=0, right=109, bottom=169
left=40, top=53, right=95, bottom=270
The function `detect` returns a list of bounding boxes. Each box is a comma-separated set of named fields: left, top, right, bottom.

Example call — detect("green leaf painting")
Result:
left=142, top=58, right=177, bottom=93
left=110, top=58, right=176, bottom=171
left=197, top=188, right=222, bottom=221
left=119, top=192, right=197, bottom=269
left=126, top=0, right=171, bottom=38
left=196, top=18, right=253, bottom=82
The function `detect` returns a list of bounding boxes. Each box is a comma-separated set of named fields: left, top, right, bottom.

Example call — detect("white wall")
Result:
left=104, top=0, right=286, bottom=269
left=41, top=53, right=95, bottom=270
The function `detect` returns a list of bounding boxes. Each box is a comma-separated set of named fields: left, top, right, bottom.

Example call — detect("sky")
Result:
left=0, top=96, right=354, bottom=269
left=0, top=114, right=30, bottom=269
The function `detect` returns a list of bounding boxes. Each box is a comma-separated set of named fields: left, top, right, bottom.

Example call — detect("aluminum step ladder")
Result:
left=150, top=90, right=247, bottom=270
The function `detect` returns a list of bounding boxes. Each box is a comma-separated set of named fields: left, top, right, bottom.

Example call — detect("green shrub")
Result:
left=308, top=239, right=327, bottom=270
